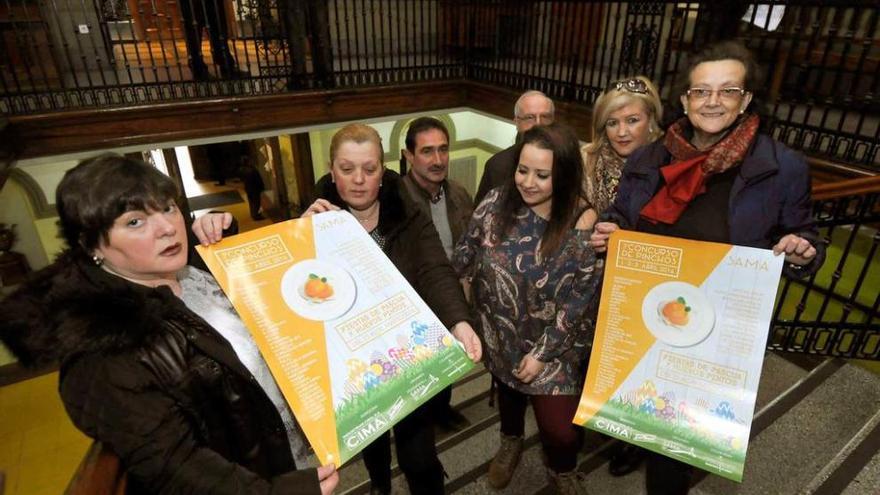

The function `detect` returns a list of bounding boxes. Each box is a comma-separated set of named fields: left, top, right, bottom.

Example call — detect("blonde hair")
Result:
left=329, top=124, right=384, bottom=165
left=581, top=76, right=663, bottom=212
left=585, top=75, right=663, bottom=155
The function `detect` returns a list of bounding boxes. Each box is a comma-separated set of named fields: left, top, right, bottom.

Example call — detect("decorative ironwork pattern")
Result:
left=1, top=0, right=878, bottom=171
left=627, top=1, right=665, bottom=16
left=620, top=22, right=659, bottom=79
left=769, top=189, right=880, bottom=359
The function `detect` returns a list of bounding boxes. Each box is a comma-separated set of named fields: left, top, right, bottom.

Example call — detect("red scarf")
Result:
left=640, top=114, right=760, bottom=224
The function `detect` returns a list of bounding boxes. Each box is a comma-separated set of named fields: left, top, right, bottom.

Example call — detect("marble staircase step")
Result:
left=693, top=360, right=880, bottom=495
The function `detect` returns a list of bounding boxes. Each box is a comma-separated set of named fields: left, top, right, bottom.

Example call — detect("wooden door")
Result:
left=125, top=0, right=183, bottom=41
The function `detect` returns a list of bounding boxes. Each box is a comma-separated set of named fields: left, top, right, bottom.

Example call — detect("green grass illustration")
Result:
left=588, top=398, right=747, bottom=481
left=334, top=345, right=472, bottom=461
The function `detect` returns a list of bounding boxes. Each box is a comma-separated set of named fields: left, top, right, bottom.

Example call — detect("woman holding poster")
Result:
left=590, top=41, right=824, bottom=494
left=302, top=123, right=482, bottom=495
left=0, top=155, right=336, bottom=494
left=453, top=123, right=600, bottom=494
left=580, top=75, right=664, bottom=477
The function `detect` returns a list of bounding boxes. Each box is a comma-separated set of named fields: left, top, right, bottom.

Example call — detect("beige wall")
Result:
left=0, top=176, right=66, bottom=367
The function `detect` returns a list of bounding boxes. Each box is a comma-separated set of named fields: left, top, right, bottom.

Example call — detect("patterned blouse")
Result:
left=452, top=189, right=600, bottom=395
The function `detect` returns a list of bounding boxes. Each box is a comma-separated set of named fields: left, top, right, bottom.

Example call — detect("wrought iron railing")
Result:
left=1, top=1, right=878, bottom=170
left=769, top=176, right=880, bottom=359
left=460, top=0, right=880, bottom=170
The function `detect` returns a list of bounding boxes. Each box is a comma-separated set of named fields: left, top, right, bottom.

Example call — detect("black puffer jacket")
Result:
left=0, top=252, right=320, bottom=495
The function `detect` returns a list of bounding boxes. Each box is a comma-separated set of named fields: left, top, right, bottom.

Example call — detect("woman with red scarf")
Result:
left=589, top=41, right=824, bottom=494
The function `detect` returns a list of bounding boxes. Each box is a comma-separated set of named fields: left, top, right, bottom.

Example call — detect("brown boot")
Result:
left=487, top=433, right=523, bottom=489
left=548, top=469, right=589, bottom=495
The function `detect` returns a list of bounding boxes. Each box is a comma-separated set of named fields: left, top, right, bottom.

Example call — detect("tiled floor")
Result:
left=0, top=180, right=269, bottom=495
left=0, top=372, right=92, bottom=495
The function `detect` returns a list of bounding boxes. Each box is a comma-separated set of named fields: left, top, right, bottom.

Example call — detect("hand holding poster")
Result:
left=574, top=230, right=784, bottom=482
left=196, top=211, right=474, bottom=466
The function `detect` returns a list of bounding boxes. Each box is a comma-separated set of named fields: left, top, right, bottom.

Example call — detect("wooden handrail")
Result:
left=64, top=441, right=127, bottom=495
left=813, top=175, right=880, bottom=201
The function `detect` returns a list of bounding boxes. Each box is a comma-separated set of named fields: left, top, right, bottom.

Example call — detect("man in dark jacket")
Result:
left=474, top=90, right=555, bottom=204
left=401, top=117, right=474, bottom=432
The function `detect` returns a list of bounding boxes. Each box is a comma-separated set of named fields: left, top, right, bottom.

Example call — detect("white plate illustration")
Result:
left=281, top=259, right=357, bottom=321
left=641, top=281, right=715, bottom=347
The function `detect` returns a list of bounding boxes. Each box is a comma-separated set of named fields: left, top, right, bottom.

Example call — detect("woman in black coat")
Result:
left=301, top=124, right=481, bottom=495
left=0, top=154, right=337, bottom=494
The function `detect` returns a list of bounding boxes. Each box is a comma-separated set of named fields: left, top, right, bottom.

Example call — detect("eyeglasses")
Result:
left=515, top=113, right=554, bottom=124
left=609, top=78, right=649, bottom=94
left=686, top=87, right=747, bottom=101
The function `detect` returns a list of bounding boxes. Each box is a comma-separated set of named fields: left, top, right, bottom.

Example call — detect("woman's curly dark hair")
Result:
left=55, top=154, right=179, bottom=255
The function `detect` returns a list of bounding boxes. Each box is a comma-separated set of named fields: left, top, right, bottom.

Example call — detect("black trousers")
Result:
left=361, top=403, right=445, bottom=494
left=177, top=0, right=236, bottom=78
left=646, top=452, right=693, bottom=495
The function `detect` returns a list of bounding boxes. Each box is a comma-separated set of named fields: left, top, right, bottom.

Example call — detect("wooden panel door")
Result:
left=126, top=0, right=183, bottom=40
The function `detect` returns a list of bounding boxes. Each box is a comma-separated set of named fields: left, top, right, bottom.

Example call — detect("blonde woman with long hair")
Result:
left=582, top=76, right=663, bottom=216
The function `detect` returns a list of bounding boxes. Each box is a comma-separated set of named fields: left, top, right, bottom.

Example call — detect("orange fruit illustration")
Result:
left=304, top=273, right=334, bottom=300
left=661, top=297, right=690, bottom=326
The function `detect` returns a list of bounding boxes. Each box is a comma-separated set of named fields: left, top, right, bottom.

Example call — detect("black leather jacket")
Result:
left=0, top=252, right=320, bottom=494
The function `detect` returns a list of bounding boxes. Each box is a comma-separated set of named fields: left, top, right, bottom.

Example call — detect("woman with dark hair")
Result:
left=590, top=40, right=824, bottom=495
left=0, top=154, right=337, bottom=494
left=453, top=123, right=600, bottom=494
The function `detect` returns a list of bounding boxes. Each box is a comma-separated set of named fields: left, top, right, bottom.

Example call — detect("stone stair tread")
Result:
left=454, top=438, right=549, bottom=494
left=754, top=353, right=812, bottom=407
left=842, top=449, right=880, bottom=495
left=694, top=362, right=880, bottom=494
left=442, top=401, right=540, bottom=493
left=450, top=367, right=491, bottom=408
left=802, top=403, right=880, bottom=493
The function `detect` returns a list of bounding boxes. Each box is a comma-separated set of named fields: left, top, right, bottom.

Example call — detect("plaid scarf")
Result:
left=640, top=114, right=759, bottom=224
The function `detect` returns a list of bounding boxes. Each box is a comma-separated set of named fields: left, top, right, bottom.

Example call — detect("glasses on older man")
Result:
left=515, top=113, right=554, bottom=125
left=609, top=78, right=649, bottom=94
left=686, top=87, right=747, bottom=101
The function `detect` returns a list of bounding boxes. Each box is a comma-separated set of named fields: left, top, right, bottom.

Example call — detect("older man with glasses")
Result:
left=474, top=90, right=555, bottom=204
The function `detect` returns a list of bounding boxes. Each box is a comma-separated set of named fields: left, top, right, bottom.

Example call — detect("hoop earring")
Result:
left=92, top=254, right=104, bottom=266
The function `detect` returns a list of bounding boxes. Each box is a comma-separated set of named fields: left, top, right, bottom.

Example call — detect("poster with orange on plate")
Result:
left=574, top=230, right=784, bottom=482
left=196, top=210, right=474, bottom=466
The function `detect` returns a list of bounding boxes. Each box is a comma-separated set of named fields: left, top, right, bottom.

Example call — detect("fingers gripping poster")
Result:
left=574, top=230, right=784, bottom=482
left=196, top=211, right=474, bottom=466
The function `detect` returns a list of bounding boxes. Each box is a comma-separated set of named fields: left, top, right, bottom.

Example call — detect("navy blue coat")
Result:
left=604, top=134, right=825, bottom=277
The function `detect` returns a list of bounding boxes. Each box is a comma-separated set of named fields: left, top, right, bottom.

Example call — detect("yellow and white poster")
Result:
left=574, top=230, right=784, bottom=482
left=196, top=211, right=474, bottom=466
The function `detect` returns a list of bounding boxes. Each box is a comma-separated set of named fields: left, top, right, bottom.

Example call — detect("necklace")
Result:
left=351, top=203, right=380, bottom=225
